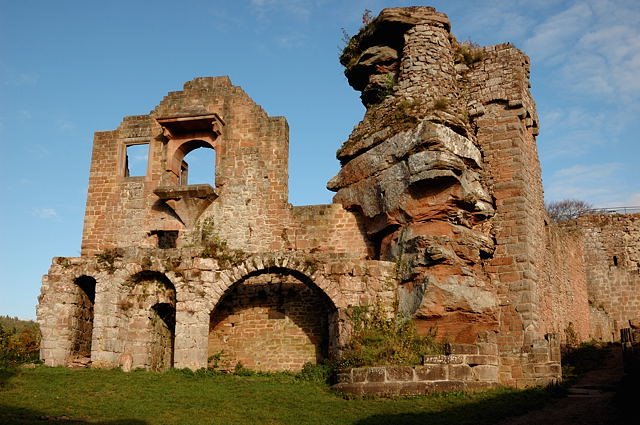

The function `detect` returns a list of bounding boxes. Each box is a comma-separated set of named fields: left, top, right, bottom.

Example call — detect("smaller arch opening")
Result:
left=129, top=270, right=175, bottom=290
left=169, top=139, right=216, bottom=186
left=70, top=276, right=96, bottom=361
left=121, top=271, right=176, bottom=371
left=150, top=302, right=176, bottom=371
left=181, top=146, right=216, bottom=186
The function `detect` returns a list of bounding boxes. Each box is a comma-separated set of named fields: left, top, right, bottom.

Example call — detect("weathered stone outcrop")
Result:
left=331, top=7, right=501, bottom=356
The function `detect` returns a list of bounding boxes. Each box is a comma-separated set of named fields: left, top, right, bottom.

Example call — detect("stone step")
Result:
left=68, top=356, right=92, bottom=368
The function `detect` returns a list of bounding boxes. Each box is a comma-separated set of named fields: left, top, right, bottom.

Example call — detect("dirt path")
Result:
left=497, top=347, right=629, bottom=425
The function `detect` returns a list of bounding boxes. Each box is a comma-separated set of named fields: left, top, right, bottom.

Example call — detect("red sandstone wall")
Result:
left=539, top=223, right=591, bottom=342
left=538, top=214, right=639, bottom=344
left=288, top=204, right=371, bottom=256
left=471, top=45, right=559, bottom=386
left=80, top=77, right=369, bottom=259
left=580, top=214, right=640, bottom=335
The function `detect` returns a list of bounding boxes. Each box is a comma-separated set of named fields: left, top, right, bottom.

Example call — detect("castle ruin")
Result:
left=37, top=7, right=640, bottom=393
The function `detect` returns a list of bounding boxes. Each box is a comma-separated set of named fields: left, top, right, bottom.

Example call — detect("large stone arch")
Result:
left=207, top=254, right=345, bottom=372
left=211, top=254, right=346, bottom=311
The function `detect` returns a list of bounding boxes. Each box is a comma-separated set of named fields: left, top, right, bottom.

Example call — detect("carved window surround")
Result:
left=156, top=114, right=225, bottom=178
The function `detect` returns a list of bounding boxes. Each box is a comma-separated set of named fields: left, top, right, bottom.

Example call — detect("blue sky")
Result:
left=1, top=0, right=639, bottom=319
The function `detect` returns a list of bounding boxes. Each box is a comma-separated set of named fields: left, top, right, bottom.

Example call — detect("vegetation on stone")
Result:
left=95, top=248, right=123, bottom=273
left=200, top=233, right=247, bottom=267
left=337, top=304, right=443, bottom=368
left=454, top=40, right=485, bottom=66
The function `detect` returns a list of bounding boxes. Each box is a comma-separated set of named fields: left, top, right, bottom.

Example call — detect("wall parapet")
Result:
left=333, top=351, right=499, bottom=396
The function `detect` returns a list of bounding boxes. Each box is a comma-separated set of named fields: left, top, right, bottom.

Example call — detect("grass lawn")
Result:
left=0, top=366, right=559, bottom=425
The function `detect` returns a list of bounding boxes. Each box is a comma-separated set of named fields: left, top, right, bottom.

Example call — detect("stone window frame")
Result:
left=171, top=138, right=218, bottom=187
left=156, top=114, right=224, bottom=188
left=120, top=137, right=152, bottom=180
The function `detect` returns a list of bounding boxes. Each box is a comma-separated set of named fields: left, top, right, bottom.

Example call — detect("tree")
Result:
left=546, top=199, right=593, bottom=222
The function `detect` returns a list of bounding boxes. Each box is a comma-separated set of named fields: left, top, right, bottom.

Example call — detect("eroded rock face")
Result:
left=331, top=7, right=498, bottom=343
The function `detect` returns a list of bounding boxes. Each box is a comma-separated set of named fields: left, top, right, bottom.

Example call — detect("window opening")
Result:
left=181, top=147, right=215, bottom=186
left=152, top=230, right=179, bottom=249
left=613, top=256, right=618, bottom=266
left=125, top=143, right=149, bottom=177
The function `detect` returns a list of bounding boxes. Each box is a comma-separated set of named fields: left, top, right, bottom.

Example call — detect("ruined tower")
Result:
left=38, top=6, right=640, bottom=393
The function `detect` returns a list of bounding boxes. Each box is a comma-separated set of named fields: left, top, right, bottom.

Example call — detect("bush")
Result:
left=298, top=362, right=333, bottom=383
left=336, top=304, right=443, bottom=369
left=455, top=41, right=484, bottom=66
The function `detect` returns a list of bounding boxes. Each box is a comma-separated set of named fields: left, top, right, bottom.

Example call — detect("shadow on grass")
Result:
left=0, top=363, right=19, bottom=388
left=352, top=386, right=564, bottom=425
left=0, top=404, right=147, bottom=425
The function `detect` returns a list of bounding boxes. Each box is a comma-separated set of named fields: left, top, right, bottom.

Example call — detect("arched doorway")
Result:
left=208, top=268, right=336, bottom=372
left=70, top=275, right=96, bottom=361
left=122, top=271, right=176, bottom=371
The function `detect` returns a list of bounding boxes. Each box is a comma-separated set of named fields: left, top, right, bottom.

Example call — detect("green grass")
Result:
left=0, top=366, right=562, bottom=425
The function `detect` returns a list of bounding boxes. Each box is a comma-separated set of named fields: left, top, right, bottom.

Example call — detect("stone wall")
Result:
left=334, top=342, right=504, bottom=396
left=539, top=223, right=592, bottom=342
left=537, top=214, right=640, bottom=343
left=580, top=214, right=640, bottom=331
left=38, top=250, right=397, bottom=370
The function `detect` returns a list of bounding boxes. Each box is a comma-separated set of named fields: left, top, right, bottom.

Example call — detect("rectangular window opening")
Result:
left=125, top=143, right=149, bottom=177
left=153, top=230, right=179, bottom=249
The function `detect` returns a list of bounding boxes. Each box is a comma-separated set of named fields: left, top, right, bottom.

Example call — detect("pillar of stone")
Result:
left=397, top=22, right=458, bottom=105
left=173, top=309, right=209, bottom=369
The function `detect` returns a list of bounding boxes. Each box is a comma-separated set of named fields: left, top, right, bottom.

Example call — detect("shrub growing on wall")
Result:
left=337, top=304, right=443, bottom=368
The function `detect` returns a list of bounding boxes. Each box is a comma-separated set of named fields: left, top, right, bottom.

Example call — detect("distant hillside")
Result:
left=1, top=315, right=40, bottom=365
left=0, top=316, right=38, bottom=333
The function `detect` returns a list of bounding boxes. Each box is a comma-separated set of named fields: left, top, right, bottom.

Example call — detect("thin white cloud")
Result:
left=27, top=144, right=50, bottom=159
left=526, top=0, right=640, bottom=102
left=537, top=106, right=624, bottom=160
left=16, top=110, right=32, bottom=120
left=57, top=119, right=76, bottom=132
left=31, top=208, right=58, bottom=219
left=525, top=2, right=592, bottom=62
left=544, top=163, right=628, bottom=205
left=623, top=192, right=640, bottom=207
left=250, top=0, right=314, bottom=21
left=437, top=1, right=534, bottom=45
left=131, top=154, right=148, bottom=163
left=276, top=33, right=307, bottom=48
left=553, top=163, right=620, bottom=180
